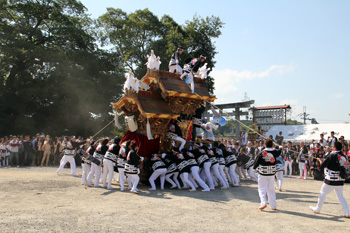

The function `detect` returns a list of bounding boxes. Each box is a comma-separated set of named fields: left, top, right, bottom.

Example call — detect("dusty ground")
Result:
left=0, top=166, right=349, bottom=233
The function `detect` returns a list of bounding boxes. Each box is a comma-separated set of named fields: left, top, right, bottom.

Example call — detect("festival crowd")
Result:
left=1, top=130, right=349, bottom=184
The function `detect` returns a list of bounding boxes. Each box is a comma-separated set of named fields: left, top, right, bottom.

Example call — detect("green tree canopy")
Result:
left=97, top=8, right=223, bottom=93
left=0, top=2, right=223, bottom=137
left=0, top=0, right=125, bottom=136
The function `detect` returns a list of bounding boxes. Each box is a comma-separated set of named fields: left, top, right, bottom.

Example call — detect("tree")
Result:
left=0, top=0, right=125, bottom=136
left=97, top=8, right=223, bottom=93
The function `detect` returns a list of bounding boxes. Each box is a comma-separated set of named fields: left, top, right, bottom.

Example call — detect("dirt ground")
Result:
left=0, top=166, right=349, bottom=233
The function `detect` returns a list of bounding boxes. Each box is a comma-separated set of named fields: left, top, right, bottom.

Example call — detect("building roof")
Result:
left=252, top=105, right=291, bottom=110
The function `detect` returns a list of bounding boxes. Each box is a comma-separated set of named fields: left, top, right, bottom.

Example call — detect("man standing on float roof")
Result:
left=168, top=47, right=183, bottom=74
left=180, top=55, right=206, bottom=93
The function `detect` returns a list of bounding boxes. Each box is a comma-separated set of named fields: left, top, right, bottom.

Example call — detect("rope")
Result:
left=91, top=119, right=115, bottom=138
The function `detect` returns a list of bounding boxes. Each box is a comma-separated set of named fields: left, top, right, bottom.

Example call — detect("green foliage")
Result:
left=0, top=0, right=125, bottom=136
left=286, top=119, right=304, bottom=125
left=97, top=8, right=223, bottom=93
left=0, top=2, right=222, bottom=137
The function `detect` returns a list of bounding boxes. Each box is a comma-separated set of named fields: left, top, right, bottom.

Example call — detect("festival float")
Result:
left=110, top=51, right=217, bottom=180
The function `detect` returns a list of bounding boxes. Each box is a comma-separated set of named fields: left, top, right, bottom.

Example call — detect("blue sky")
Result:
left=80, top=0, right=350, bottom=124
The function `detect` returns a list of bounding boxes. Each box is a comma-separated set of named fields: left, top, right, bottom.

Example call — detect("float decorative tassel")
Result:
left=114, top=112, right=122, bottom=129
left=146, top=119, right=153, bottom=140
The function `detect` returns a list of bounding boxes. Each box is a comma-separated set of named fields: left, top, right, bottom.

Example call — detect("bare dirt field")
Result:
left=0, top=166, right=349, bottom=232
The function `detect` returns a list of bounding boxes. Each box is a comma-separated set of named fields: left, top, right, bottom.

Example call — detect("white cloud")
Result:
left=212, top=64, right=295, bottom=83
left=212, top=64, right=295, bottom=104
left=329, top=93, right=345, bottom=99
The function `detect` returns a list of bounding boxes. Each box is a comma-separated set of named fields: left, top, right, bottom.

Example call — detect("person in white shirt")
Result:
left=319, top=134, right=327, bottom=147
left=241, top=130, right=248, bottom=146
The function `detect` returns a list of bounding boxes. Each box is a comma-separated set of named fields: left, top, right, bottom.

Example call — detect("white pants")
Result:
left=228, top=164, right=240, bottom=186
left=284, top=160, right=293, bottom=177
left=81, top=163, right=91, bottom=185
left=299, top=162, right=306, bottom=178
left=236, top=166, right=248, bottom=180
left=57, top=155, right=77, bottom=176
left=128, top=173, right=140, bottom=192
left=258, top=174, right=277, bottom=208
left=174, top=136, right=186, bottom=152
left=165, top=172, right=181, bottom=188
left=275, top=171, right=283, bottom=189
left=219, top=165, right=230, bottom=187
left=180, top=172, right=196, bottom=190
left=191, top=166, right=209, bottom=190
left=225, top=166, right=232, bottom=183
left=118, top=167, right=131, bottom=190
left=102, top=159, right=115, bottom=189
left=211, top=163, right=228, bottom=188
left=247, top=166, right=258, bottom=182
left=314, top=183, right=349, bottom=215
left=180, top=72, right=194, bottom=93
left=149, top=168, right=167, bottom=190
left=202, top=162, right=215, bottom=189
left=169, top=64, right=182, bottom=74
left=87, top=163, right=101, bottom=187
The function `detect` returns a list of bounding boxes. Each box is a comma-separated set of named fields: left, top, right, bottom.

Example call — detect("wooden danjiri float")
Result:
left=110, top=51, right=216, bottom=181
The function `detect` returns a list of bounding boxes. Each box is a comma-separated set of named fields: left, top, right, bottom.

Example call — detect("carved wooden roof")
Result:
left=112, top=69, right=216, bottom=119
left=142, top=70, right=216, bottom=102
left=111, top=91, right=179, bottom=119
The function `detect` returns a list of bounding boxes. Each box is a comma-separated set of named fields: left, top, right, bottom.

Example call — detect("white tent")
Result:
left=265, top=124, right=350, bottom=142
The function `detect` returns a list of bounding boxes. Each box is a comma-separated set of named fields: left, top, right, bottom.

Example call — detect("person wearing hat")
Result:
left=310, top=142, right=349, bottom=218
left=168, top=47, right=184, bottom=74
left=102, top=137, right=121, bottom=190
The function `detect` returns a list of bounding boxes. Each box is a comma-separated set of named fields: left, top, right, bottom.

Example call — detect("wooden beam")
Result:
left=215, top=100, right=255, bottom=109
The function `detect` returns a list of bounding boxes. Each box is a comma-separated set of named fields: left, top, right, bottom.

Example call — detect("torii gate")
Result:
left=204, top=100, right=255, bottom=139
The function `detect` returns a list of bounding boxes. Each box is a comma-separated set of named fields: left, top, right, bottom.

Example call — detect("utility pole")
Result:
left=298, top=106, right=309, bottom=125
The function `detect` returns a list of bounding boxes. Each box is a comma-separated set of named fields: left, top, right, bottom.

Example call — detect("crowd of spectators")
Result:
left=219, top=131, right=350, bottom=181
left=1, top=130, right=349, bottom=184
left=0, top=133, right=91, bottom=168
